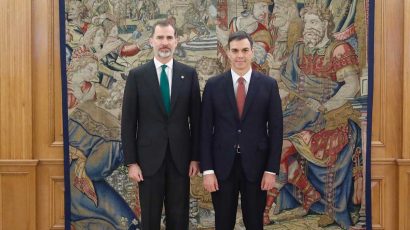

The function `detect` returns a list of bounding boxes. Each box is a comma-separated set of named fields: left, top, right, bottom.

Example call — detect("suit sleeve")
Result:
left=121, top=69, right=139, bottom=165
left=200, top=80, right=215, bottom=172
left=266, top=79, right=283, bottom=174
left=189, top=69, right=201, bottom=161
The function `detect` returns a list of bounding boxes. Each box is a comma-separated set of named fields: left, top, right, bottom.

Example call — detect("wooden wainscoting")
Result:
left=32, top=0, right=65, bottom=229
left=0, top=160, right=38, bottom=230
left=371, top=159, right=399, bottom=230
left=397, top=160, right=410, bottom=230
left=36, top=160, right=65, bottom=230
left=400, top=0, right=410, bottom=228
left=369, top=0, right=404, bottom=229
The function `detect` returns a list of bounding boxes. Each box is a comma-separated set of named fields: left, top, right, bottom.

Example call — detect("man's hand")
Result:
left=189, top=161, right=200, bottom=177
left=203, top=174, right=219, bottom=193
left=261, top=172, right=276, bottom=191
left=128, top=164, right=144, bottom=182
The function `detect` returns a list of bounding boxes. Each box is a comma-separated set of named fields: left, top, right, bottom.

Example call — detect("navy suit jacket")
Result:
left=121, top=60, right=201, bottom=176
left=200, top=70, right=283, bottom=182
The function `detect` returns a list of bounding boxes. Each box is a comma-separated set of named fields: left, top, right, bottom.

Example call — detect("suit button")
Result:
left=237, top=129, right=242, bottom=134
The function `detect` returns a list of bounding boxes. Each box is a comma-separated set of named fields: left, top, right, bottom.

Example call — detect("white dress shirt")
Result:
left=154, top=57, right=173, bottom=97
left=231, top=68, right=252, bottom=96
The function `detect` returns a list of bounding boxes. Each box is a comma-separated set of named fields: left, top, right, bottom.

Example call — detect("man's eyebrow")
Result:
left=230, top=48, right=250, bottom=52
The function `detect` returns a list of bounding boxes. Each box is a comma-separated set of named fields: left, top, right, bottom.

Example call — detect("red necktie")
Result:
left=236, top=77, right=246, bottom=118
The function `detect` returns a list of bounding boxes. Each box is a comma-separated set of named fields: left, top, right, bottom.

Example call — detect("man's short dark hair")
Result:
left=227, top=31, right=254, bottom=49
left=150, top=20, right=177, bottom=37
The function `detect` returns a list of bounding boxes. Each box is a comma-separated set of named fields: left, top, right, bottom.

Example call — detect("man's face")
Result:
left=149, top=25, right=178, bottom=61
left=252, top=2, right=269, bottom=22
left=227, top=39, right=254, bottom=73
left=272, top=1, right=296, bottom=27
left=68, top=2, right=81, bottom=21
left=253, top=43, right=267, bottom=64
left=303, top=13, right=327, bottom=47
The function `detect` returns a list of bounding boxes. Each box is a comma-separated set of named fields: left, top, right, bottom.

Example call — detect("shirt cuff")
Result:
left=264, top=171, right=276, bottom=175
left=203, top=170, right=215, bottom=175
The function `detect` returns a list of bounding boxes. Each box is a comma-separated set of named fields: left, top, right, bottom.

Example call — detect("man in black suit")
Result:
left=121, top=20, right=201, bottom=230
left=200, top=31, right=283, bottom=229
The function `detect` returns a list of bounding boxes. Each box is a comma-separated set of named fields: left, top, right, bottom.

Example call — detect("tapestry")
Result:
left=61, top=0, right=374, bottom=229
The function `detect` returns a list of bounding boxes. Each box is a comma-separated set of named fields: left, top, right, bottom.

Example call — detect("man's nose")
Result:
left=161, top=39, right=169, bottom=46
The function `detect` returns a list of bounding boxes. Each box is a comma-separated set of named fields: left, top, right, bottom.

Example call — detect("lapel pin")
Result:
left=181, top=75, right=184, bottom=79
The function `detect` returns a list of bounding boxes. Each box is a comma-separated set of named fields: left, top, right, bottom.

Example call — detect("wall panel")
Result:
left=371, top=0, right=403, bottom=159
left=0, top=161, right=38, bottom=230
left=402, top=0, right=410, bottom=159
left=371, top=160, right=398, bottom=230
left=370, top=177, right=383, bottom=229
left=370, top=0, right=405, bottom=229
left=36, top=161, right=64, bottom=230
left=32, top=0, right=65, bottom=228
left=400, top=0, right=410, bottom=225
left=0, top=0, right=33, bottom=160
left=397, top=161, right=410, bottom=230
left=32, top=0, right=64, bottom=159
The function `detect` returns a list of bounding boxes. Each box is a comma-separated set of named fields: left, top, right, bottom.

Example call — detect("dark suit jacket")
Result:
left=121, top=60, right=201, bottom=176
left=200, top=70, right=283, bottom=182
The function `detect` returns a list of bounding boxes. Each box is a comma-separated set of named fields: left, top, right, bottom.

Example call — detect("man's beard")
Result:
left=303, top=28, right=324, bottom=47
left=158, top=49, right=172, bottom=58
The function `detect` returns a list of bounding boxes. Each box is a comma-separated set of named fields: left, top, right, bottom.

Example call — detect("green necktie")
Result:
left=160, top=64, right=170, bottom=114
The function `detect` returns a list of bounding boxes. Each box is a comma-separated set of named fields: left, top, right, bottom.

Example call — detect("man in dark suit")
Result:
left=121, top=20, right=201, bottom=230
left=200, top=31, right=283, bottom=229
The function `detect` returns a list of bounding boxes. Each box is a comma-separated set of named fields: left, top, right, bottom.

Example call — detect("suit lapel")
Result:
left=170, top=61, right=182, bottom=114
left=224, top=72, right=240, bottom=121
left=145, top=60, right=168, bottom=116
left=241, top=71, right=260, bottom=121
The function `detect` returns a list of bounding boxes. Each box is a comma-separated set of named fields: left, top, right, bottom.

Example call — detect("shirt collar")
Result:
left=231, top=68, right=252, bottom=83
left=154, top=57, right=173, bottom=70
